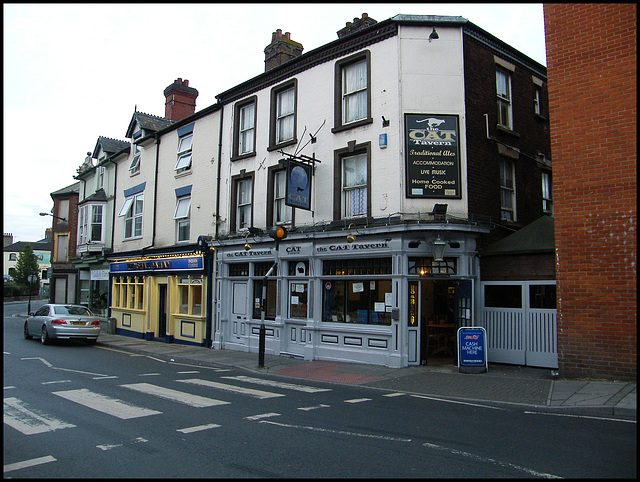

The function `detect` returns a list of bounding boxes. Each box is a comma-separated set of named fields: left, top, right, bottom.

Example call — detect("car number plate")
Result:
left=71, top=322, right=86, bottom=325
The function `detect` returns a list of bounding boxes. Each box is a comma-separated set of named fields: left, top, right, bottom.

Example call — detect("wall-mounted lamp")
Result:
left=346, top=224, right=366, bottom=243
left=429, top=27, right=439, bottom=42
left=244, top=234, right=252, bottom=251
left=381, top=116, right=390, bottom=127
left=39, top=212, right=66, bottom=222
left=432, top=234, right=447, bottom=262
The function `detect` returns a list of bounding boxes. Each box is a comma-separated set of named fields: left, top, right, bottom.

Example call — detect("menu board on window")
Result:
left=405, top=114, right=461, bottom=199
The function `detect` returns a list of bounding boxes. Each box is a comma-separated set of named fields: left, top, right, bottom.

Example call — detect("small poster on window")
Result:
left=352, top=282, right=364, bottom=293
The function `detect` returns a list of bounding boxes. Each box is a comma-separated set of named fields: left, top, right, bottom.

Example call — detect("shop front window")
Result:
left=253, top=262, right=277, bottom=320
left=290, top=282, right=308, bottom=319
left=323, top=279, right=391, bottom=325
left=177, top=276, right=203, bottom=316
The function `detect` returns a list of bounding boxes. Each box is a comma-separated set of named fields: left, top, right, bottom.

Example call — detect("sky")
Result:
left=3, top=3, right=546, bottom=243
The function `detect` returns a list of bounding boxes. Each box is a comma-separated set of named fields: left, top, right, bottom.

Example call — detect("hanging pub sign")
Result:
left=285, top=159, right=313, bottom=210
left=405, top=114, right=461, bottom=199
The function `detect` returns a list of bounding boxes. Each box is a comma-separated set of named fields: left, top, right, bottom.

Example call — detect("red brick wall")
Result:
left=544, top=4, right=636, bottom=380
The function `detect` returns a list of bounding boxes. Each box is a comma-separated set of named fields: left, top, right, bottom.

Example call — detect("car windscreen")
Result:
left=54, top=306, right=93, bottom=316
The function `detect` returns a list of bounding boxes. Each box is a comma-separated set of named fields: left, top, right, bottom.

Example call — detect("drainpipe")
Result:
left=151, top=133, right=161, bottom=248
left=215, top=103, right=224, bottom=239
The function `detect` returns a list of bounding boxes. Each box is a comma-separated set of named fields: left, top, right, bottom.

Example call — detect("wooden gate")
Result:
left=480, top=281, right=557, bottom=368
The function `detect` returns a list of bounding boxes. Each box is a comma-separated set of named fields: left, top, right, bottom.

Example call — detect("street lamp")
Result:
left=39, top=212, right=67, bottom=222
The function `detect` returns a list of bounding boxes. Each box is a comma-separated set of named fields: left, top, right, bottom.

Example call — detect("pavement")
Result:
left=91, top=328, right=636, bottom=420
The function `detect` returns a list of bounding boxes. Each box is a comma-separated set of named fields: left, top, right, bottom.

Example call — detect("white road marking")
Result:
left=177, top=370, right=200, bottom=374
left=245, top=412, right=280, bottom=421
left=4, top=455, right=57, bottom=473
left=411, top=394, right=506, bottom=410
left=383, top=392, right=406, bottom=397
left=41, top=380, right=72, bottom=385
left=524, top=411, right=637, bottom=423
left=344, top=398, right=371, bottom=404
left=139, top=373, right=161, bottom=377
left=298, top=404, right=331, bottom=411
left=177, top=423, right=221, bottom=434
left=52, top=389, right=161, bottom=419
left=422, top=442, right=561, bottom=478
left=121, top=383, right=230, bottom=407
left=21, top=357, right=108, bottom=377
left=4, top=386, right=15, bottom=390
left=93, top=376, right=119, bottom=380
left=222, top=375, right=332, bottom=393
left=260, top=420, right=412, bottom=442
left=4, top=397, right=75, bottom=435
left=178, top=379, right=285, bottom=399
left=96, top=437, right=148, bottom=451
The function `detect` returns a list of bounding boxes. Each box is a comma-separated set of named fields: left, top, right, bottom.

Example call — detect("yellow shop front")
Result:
left=109, top=252, right=210, bottom=346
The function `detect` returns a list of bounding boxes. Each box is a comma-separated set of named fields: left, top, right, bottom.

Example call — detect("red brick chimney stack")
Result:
left=164, top=78, right=199, bottom=121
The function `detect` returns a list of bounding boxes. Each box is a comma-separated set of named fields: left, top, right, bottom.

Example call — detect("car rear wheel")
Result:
left=24, top=322, right=32, bottom=340
left=41, top=326, right=50, bottom=345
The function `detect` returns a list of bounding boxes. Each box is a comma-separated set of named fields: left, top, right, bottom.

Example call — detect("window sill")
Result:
left=230, top=152, right=256, bottom=162
left=129, top=171, right=140, bottom=177
left=496, top=125, right=520, bottom=138
left=331, top=117, right=373, bottom=134
left=267, top=138, right=297, bottom=152
left=174, top=170, right=192, bottom=179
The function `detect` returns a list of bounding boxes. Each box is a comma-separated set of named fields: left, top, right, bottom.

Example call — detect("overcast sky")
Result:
left=3, top=3, right=546, bottom=243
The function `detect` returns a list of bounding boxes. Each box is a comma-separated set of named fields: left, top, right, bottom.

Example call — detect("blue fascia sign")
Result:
left=457, top=326, right=488, bottom=373
left=110, top=255, right=203, bottom=274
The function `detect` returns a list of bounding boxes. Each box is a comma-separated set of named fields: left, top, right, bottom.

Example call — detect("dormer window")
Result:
left=129, top=145, right=141, bottom=174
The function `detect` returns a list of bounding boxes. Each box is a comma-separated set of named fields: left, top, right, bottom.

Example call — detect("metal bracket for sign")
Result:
left=278, top=150, right=321, bottom=169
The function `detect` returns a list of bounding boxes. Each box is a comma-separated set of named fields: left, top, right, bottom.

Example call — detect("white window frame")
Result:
left=173, top=196, right=191, bottom=243
left=542, top=171, right=553, bottom=214
left=496, top=70, right=513, bottom=129
left=78, top=204, right=105, bottom=245
left=97, top=166, right=105, bottom=190
left=129, top=145, right=141, bottom=174
left=175, top=133, right=193, bottom=174
left=342, top=153, right=368, bottom=218
left=238, top=103, right=255, bottom=155
left=500, top=159, right=516, bottom=221
left=118, top=193, right=144, bottom=239
left=534, top=87, right=541, bottom=116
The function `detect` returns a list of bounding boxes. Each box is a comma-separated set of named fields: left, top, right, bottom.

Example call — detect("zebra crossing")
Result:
left=3, top=374, right=335, bottom=436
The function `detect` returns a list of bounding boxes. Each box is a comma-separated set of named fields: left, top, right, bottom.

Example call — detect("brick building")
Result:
left=47, top=182, right=80, bottom=304
left=544, top=4, right=636, bottom=380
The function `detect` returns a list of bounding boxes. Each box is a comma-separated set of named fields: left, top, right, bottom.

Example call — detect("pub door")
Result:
left=419, top=280, right=458, bottom=364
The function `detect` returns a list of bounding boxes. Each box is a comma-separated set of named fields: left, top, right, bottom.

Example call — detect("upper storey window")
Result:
left=269, top=80, right=297, bottom=149
left=175, top=133, right=193, bottom=174
left=129, top=145, right=141, bottom=175
left=332, top=51, right=372, bottom=133
left=496, top=69, right=513, bottom=130
left=232, top=97, right=257, bottom=160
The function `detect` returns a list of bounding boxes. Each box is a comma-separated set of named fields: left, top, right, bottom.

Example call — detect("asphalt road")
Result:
left=4, top=301, right=637, bottom=478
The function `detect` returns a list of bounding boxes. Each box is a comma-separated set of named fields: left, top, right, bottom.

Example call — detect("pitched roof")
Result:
left=93, top=136, right=130, bottom=159
left=481, top=215, right=555, bottom=256
left=125, top=111, right=175, bottom=138
left=50, top=181, right=80, bottom=197
left=4, top=240, right=51, bottom=252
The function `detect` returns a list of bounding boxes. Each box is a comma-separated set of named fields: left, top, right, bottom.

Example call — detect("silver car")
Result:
left=24, top=304, right=101, bottom=345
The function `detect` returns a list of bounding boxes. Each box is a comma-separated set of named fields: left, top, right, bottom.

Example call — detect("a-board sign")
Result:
left=457, top=327, right=488, bottom=373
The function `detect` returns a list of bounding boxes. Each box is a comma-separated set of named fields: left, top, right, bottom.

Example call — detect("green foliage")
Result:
left=13, top=245, right=40, bottom=295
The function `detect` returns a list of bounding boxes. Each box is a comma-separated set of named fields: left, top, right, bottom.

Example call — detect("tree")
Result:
left=13, top=245, right=40, bottom=295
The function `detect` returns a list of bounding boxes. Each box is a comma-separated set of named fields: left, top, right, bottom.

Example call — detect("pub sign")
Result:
left=405, top=114, right=461, bottom=199
left=285, top=159, right=313, bottom=211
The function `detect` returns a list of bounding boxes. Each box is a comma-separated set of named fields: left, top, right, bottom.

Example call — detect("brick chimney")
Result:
left=337, top=13, right=377, bottom=38
left=264, top=29, right=303, bottom=72
left=164, top=78, right=199, bottom=121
